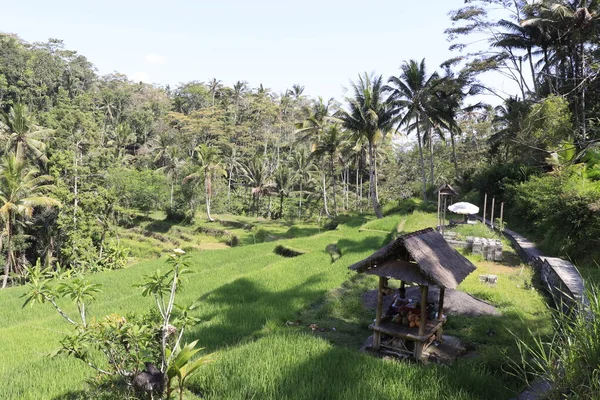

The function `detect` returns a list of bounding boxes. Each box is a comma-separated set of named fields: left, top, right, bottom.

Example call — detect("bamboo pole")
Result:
left=500, top=202, right=504, bottom=230
left=483, top=193, right=488, bottom=224
left=491, top=197, right=495, bottom=230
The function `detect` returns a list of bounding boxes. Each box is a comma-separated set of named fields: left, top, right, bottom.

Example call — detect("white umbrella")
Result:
left=448, top=202, right=479, bottom=215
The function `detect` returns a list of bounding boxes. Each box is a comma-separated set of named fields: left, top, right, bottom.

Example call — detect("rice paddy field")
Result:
left=0, top=211, right=551, bottom=399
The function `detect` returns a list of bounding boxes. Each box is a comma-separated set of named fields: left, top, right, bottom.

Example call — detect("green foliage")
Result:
left=508, top=286, right=600, bottom=398
left=107, top=168, right=168, bottom=213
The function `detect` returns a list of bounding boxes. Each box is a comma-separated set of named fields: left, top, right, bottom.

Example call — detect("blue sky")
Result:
left=2, top=0, right=516, bottom=103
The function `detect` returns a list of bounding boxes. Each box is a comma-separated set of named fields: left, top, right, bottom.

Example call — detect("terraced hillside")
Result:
left=0, top=211, right=550, bottom=399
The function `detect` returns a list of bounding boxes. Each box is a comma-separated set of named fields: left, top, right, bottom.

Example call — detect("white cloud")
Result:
left=130, top=71, right=151, bottom=83
left=144, top=53, right=166, bottom=65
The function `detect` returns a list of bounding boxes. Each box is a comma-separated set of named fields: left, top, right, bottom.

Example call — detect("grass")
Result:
left=0, top=210, right=552, bottom=399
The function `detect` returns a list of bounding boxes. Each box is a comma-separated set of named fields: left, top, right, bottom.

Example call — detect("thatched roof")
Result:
left=436, top=183, right=459, bottom=197
left=348, top=228, right=476, bottom=289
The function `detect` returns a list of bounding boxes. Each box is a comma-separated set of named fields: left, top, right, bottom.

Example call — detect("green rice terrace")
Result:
left=0, top=210, right=552, bottom=399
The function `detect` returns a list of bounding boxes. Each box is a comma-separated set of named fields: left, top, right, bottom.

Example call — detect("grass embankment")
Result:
left=117, top=211, right=324, bottom=260
left=0, top=211, right=550, bottom=399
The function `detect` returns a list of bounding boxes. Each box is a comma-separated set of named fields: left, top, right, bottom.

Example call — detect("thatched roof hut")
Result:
left=349, top=228, right=477, bottom=360
left=348, top=228, right=476, bottom=289
left=435, top=183, right=459, bottom=197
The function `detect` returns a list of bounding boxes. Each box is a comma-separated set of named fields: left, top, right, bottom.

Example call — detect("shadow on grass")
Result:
left=285, top=226, right=322, bottom=238
left=188, top=274, right=328, bottom=350
left=337, top=235, right=388, bottom=256
left=145, top=219, right=175, bottom=233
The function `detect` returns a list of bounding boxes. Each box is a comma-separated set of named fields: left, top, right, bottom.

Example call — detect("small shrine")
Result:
left=348, top=228, right=476, bottom=360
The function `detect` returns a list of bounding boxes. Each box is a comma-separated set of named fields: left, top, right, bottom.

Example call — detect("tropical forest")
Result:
left=1, top=0, right=600, bottom=399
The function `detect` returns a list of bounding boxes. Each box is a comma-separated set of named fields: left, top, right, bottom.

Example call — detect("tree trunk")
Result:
left=416, top=121, right=427, bottom=202
left=527, top=47, right=537, bottom=94
left=330, top=154, right=337, bottom=215
left=355, top=157, right=360, bottom=211
left=322, top=172, right=331, bottom=217
left=205, top=174, right=214, bottom=222
left=451, top=132, right=459, bottom=180
left=368, top=142, right=383, bottom=218
left=428, top=130, right=434, bottom=188
left=298, top=180, right=303, bottom=218
left=2, top=216, right=13, bottom=289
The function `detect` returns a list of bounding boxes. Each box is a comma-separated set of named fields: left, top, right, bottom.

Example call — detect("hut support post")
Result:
left=437, top=287, right=445, bottom=341
left=373, top=276, right=385, bottom=350
left=415, top=285, right=428, bottom=360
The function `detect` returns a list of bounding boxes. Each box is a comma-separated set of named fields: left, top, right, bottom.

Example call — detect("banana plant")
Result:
left=166, top=340, right=214, bottom=400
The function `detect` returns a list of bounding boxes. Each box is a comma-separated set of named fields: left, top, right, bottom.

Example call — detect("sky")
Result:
left=2, top=0, right=517, bottom=103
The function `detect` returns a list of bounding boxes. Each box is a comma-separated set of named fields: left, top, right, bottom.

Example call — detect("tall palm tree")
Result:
left=311, top=124, right=346, bottom=214
left=291, top=148, right=313, bottom=217
left=0, top=155, right=60, bottom=288
left=337, top=73, right=395, bottom=218
left=208, top=78, right=223, bottom=107
left=386, top=59, right=441, bottom=202
left=184, top=144, right=223, bottom=222
left=239, top=156, right=272, bottom=217
left=0, top=104, right=51, bottom=166
left=274, top=165, right=291, bottom=219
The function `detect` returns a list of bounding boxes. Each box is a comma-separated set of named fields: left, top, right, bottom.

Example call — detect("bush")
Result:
left=508, top=286, right=600, bottom=398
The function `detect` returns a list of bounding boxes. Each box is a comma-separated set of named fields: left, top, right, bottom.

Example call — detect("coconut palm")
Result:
left=239, top=156, right=273, bottom=217
left=291, top=148, right=313, bottom=217
left=386, top=59, right=441, bottom=202
left=337, top=73, right=395, bottom=218
left=311, top=124, right=347, bottom=214
left=0, top=103, right=51, bottom=166
left=184, top=144, right=223, bottom=222
left=0, top=155, right=60, bottom=288
left=274, top=165, right=291, bottom=219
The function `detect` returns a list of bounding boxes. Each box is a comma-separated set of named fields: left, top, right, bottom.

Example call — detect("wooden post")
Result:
left=415, top=285, right=428, bottom=360
left=500, top=202, right=504, bottom=230
left=491, top=197, right=495, bottom=230
left=437, top=287, right=445, bottom=340
left=483, top=193, right=487, bottom=224
left=373, top=276, right=385, bottom=350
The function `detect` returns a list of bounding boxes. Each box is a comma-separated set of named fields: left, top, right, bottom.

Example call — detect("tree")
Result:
left=274, top=165, right=291, bottom=219
left=0, top=154, right=60, bottom=288
left=311, top=124, right=346, bottom=214
left=239, top=156, right=272, bottom=217
left=291, top=148, right=313, bottom=217
left=184, top=144, right=223, bottom=222
left=338, top=73, right=395, bottom=218
left=386, top=59, right=441, bottom=201
left=0, top=103, right=51, bottom=166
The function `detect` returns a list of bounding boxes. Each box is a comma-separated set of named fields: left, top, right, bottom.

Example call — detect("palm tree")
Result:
left=291, top=148, right=313, bottom=217
left=274, top=165, right=291, bottom=219
left=239, top=156, right=272, bottom=217
left=0, top=155, right=60, bottom=288
left=386, top=59, right=441, bottom=202
left=0, top=103, right=51, bottom=166
left=184, top=144, right=222, bottom=222
left=337, top=73, right=395, bottom=218
left=208, top=78, right=223, bottom=107
left=311, top=124, right=346, bottom=214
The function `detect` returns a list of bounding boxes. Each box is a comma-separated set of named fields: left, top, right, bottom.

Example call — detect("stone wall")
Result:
left=475, top=216, right=585, bottom=311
